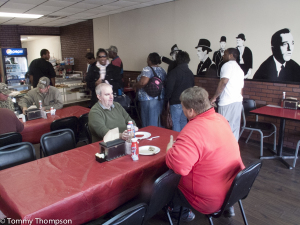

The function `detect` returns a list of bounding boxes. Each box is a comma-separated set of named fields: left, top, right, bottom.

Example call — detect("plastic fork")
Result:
left=146, top=136, right=160, bottom=141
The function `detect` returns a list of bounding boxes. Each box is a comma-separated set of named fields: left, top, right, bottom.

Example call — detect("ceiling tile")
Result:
left=1, top=2, right=37, bottom=10
left=0, top=8, right=28, bottom=13
left=82, top=0, right=116, bottom=5
left=62, top=7, right=86, bottom=13
left=29, top=5, right=62, bottom=12
left=107, top=1, right=138, bottom=7
left=40, top=0, right=76, bottom=7
left=97, top=4, right=121, bottom=10
left=0, top=17, right=13, bottom=23
left=69, top=2, right=100, bottom=9
left=124, top=0, right=154, bottom=2
left=9, top=0, right=47, bottom=4
left=49, top=11, right=74, bottom=16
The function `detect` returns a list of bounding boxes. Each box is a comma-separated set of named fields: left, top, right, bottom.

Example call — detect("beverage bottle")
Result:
left=39, top=100, right=43, bottom=109
left=131, top=138, right=139, bottom=161
left=125, top=125, right=132, bottom=155
left=281, top=92, right=286, bottom=107
left=128, top=121, right=135, bottom=138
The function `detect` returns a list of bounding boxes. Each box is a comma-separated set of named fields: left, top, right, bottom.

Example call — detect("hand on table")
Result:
left=166, top=135, right=174, bottom=152
left=22, top=107, right=28, bottom=115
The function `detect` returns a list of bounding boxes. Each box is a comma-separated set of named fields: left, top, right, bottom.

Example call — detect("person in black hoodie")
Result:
left=165, top=51, right=194, bottom=132
left=86, top=48, right=122, bottom=107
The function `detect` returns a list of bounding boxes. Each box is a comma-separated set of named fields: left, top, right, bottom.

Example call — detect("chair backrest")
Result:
left=242, top=99, right=256, bottom=116
left=0, top=132, right=22, bottom=148
left=40, top=128, right=76, bottom=157
left=50, top=116, right=79, bottom=142
left=78, top=113, right=89, bottom=132
left=102, top=203, right=147, bottom=225
left=217, top=160, right=263, bottom=216
left=84, top=123, right=92, bottom=144
left=0, top=142, right=36, bottom=170
left=144, top=169, right=181, bottom=221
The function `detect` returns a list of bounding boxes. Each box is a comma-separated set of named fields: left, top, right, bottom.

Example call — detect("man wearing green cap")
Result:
left=18, top=77, right=63, bottom=114
left=0, top=83, right=14, bottom=111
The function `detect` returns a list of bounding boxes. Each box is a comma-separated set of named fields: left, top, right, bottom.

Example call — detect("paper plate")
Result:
left=139, top=145, right=160, bottom=155
left=135, top=132, right=151, bottom=140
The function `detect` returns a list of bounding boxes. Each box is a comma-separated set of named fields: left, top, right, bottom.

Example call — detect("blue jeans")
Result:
left=170, top=104, right=187, bottom=132
left=140, top=99, right=163, bottom=128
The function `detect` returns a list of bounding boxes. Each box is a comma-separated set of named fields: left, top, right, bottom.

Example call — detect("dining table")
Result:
left=20, top=106, right=90, bottom=144
left=0, top=126, right=179, bottom=225
left=250, top=105, right=300, bottom=169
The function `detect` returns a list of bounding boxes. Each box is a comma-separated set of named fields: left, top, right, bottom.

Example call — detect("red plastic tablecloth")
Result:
left=20, top=106, right=90, bottom=144
left=0, top=126, right=178, bottom=225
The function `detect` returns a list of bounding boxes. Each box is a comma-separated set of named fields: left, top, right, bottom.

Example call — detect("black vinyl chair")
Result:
left=78, top=113, right=89, bottom=144
left=109, top=169, right=181, bottom=225
left=102, top=203, right=147, bottom=225
left=40, top=128, right=76, bottom=157
left=50, top=116, right=79, bottom=143
left=84, top=123, right=92, bottom=144
left=0, top=142, right=36, bottom=170
left=205, top=160, right=263, bottom=225
left=239, top=99, right=277, bottom=157
left=0, top=132, right=22, bottom=147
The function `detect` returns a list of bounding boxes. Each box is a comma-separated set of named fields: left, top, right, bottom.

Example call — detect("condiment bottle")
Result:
left=131, top=138, right=139, bottom=161
left=125, top=125, right=132, bottom=155
left=39, top=100, right=42, bottom=109
left=128, top=121, right=135, bottom=138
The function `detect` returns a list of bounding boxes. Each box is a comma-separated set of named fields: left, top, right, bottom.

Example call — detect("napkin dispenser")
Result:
left=26, top=108, right=42, bottom=120
left=98, top=139, right=126, bottom=162
left=283, top=98, right=298, bottom=110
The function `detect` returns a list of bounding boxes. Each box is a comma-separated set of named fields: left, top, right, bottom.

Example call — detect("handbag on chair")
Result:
left=114, top=93, right=131, bottom=111
left=161, top=101, right=173, bottom=129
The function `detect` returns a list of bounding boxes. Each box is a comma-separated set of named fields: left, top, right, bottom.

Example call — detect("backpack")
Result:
left=143, top=66, right=163, bottom=98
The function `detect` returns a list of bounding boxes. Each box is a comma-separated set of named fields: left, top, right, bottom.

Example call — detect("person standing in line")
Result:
left=162, top=44, right=181, bottom=73
left=28, top=49, right=56, bottom=88
left=107, top=46, right=123, bottom=77
left=210, top=48, right=244, bottom=141
left=165, top=51, right=194, bottom=132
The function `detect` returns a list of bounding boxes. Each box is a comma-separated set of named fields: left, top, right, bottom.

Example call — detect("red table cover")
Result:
left=0, top=126, right=178, bottom=225
left=250, top=106, right=300, bottom=120
left=20, top=106, right=90, bottom=144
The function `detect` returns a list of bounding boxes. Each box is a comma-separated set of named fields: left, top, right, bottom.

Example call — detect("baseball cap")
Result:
left=106, top=45, right=118, bottom=53
left=0, top=83, right=12, bottom=95
left=37, top=77, right=50, bottom=89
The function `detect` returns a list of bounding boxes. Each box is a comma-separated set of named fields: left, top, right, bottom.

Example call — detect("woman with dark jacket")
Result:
left=165, top=51, right=195, bottom=132
left=86, top=48, right=122, bottom=106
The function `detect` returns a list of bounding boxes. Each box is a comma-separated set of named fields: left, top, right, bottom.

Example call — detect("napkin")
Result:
left=103, top=127, right=120, bottom=143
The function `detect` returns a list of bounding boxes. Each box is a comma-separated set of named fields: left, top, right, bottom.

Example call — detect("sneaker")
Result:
left=223, top=206, right=235, bottom=218
left=180, top=210, right=195, bottom=222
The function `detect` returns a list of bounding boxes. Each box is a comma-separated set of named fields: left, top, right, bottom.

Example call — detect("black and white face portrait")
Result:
left=196, top=47, right=207, bottom=61
left=279, top=33, right=294, bottom=62
left=236, top=38, right=244, bottom=47
left=220, top=41, right=226, bottom=50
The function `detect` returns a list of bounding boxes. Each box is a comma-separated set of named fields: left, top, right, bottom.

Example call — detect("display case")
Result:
left=55, top=76, right=90, bottom=105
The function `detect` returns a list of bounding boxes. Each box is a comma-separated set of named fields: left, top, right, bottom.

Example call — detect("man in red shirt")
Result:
left=166, top=86, right=245, bottom=222
left=106, top=45, right=123, bottom=77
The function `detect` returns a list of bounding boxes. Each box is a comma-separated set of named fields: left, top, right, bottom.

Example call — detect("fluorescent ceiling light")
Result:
left=0, top=12, right=43, bottom=18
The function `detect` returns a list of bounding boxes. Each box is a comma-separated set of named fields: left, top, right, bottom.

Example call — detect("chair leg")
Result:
left=245, top=130, right=253, bottom=143
left=165, top=208, right=174, bottom=225
left=238, top=199, right=248, bottom=225
left=258, top=130, right=264, bottom=157
left=272, top=124, right=277, bottom=153
left=293, top=141, right=300, bottom=167
left=40, top=146, right=43, bottom=158
left=177, top=206, right=182, bottom=225
left=239, top=128, right=245, bottom=140
left=206, top=215, right=214, bottom=225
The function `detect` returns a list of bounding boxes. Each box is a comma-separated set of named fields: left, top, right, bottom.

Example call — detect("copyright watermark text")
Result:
left=0, top=218, right=72, bottom=225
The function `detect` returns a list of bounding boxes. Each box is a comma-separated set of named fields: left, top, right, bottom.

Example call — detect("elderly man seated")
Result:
left=0, top=83, right=14, bottom=111
left=88, top=83, right=136, bottom=142
left=165, top=86, right=245, bottom=222
left=18, top=77, right=63, bottom=114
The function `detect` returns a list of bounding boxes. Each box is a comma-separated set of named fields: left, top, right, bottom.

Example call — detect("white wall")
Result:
left=93, top=0, right=300, bottom=78
left=21, top=36, right=62, bottom=65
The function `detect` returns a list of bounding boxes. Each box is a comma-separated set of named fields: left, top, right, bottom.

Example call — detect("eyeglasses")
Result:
left=98, top=55, right=107, bottom=58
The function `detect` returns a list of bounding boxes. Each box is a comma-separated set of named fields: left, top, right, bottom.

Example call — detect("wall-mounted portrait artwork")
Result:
left=236, top=33, right=253, bottom=79
left=213, top=36, right=226, bottom=77
left=253, top=28, right=300, bottom=82
left=195, top=39, right=217, bottom=77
